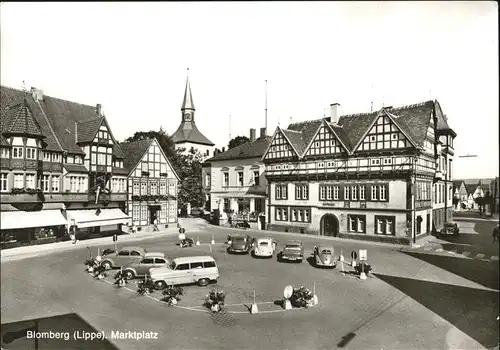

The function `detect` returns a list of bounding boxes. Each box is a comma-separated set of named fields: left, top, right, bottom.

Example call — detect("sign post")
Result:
left=339, top=248, right=344, bottom=273
left=350, top=250, right=357, bottom=267
left=359, top=249, right=367, bottom=280
left=113, top=233, right=118, bottom=252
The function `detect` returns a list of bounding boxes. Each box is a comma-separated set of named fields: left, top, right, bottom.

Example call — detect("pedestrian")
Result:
left=153, top=214, right=159, bottom=232
left=493, top=225, right=499, bottom=242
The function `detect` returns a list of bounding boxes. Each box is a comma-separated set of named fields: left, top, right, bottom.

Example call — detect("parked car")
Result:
left=149, top=256, right=219, bottom=289
left=100, top=247, right=146, bottom=269
left=227, top=234, right=253, bottom=254
left=278, top=240, right=304, bottom=263
left=251, top=237, right=277, bottom=258
left=439, top=221, right=460, bottom=236
left=122, top=252, right=170, bottom=279
left=313, top=245, right=336, bottom=268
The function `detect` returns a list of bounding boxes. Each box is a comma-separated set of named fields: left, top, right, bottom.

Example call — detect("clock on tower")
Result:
left=184, top=112, right=192, bottom=121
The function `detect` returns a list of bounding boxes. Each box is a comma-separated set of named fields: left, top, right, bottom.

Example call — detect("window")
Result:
left=141, top=182, right=147, bottom=195
left=41, top=175, right=50, bottom=192
left=98, top=153, right=106, bottom=165
left=320, top=186, right=326, bottom=200
left=203, top=261, right=216, bottom=268
left=290, top=207, right=311, bottom=223
left=118, top=250, right=130, bottom=256
left=51, top=176, right=60, bottom=192
left=371, top=185, right=378, bottom=200
left=25, top=148, right=37, bottom=160
left=79, top=177, right=86, bottom=192
left=223, top=198, right=229, bottom=211
left=0, top=148, right=9, bottom=158
left=190, top=262, right=203, bottom=269
left=326, top=186, right=332, bottom=200
left=379, top=184, right=387, bottom=200
left=370, top=158, right=380, bottom=165
left=253, top=171, right=260, bottom=186
left=176, top=263, right=190, bottom=271
left=25, top=174, right=35, bottom=189
left=333, top=186, right=339, bottom=200
left=383, top=158, right=393, bottom=165
left=160, top=183, right=166, bottom=195
left=347, top=215, right=366, bottom=233
left=0, top=173, right=7, bottom=192
left=52, top=153, right=60, bottom=162
left=133, top=182, right=140, bottom=195
left=14, top=173, right=23, bottom=188
left=351, top=185, right=357, bottom=200
left=344, top=186, right=350, bottom=200
left=275, top=184, right=287, bottom=200
left=205, top=174, right=211, bottom=187
left=70, top=176, right=77, bottom=192
left=141, top=258, right=154, bottom=264
left=150, top=182, right=158, bottom=195
left=238, top=172, right=244, bottom=186
left=375, top=216, right=395, bottom=235
left=223, top=173, right=229, bottom=187
left=133, top=205, right=140, bottom=219
left=275, top=207, right=288, bottom=221
left=141, top=206, right=147, bottom=220
left=295, top=184, right=308, bottom=200
left=12, top=147, right=23, bottom=159
left=359, top=185, right=366, bottom=200
left=43, top=152, right=51, bottom=161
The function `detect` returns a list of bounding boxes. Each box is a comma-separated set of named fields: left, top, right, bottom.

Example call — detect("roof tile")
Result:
left=119, top=139, right=153, bottom=172
left=206, top=136, right=272, bottom=162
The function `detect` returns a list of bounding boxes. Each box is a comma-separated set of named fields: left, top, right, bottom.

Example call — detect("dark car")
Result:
left=439, top=221, right=460, bottom=236
left=122, top=252, right=170, bottom=279
left=99, top=247, right=146, bottom=269
left=227, top=234, right=253, bottom=254
left=278, top=240, right=304, bottom=263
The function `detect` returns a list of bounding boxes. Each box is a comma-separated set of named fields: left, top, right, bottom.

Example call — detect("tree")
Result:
left=474, top=196, right=485, bottom=213
left=452, top=196, right=460, bottom=209
left=124, top=127, right=176, bottom=158
left=228, top=135, right=250, bottom=150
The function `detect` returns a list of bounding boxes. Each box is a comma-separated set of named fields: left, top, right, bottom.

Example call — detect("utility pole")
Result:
left=265, top=80, right=268, bottom=132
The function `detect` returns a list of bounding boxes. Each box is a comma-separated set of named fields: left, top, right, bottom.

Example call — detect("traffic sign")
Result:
left=351, top=251, right=358, bottom=260
left=178, top=228, right=186, bottom=234
left=284, top=285, right=293, bottom=299
left=359, top=249, right=367, bottom=261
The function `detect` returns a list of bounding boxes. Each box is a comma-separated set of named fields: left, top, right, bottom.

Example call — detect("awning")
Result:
left=66, top=208, right=130, bottom=228
left=217, top=193, right=266, bottom=198
left=0, top=210, right=67, bottom=230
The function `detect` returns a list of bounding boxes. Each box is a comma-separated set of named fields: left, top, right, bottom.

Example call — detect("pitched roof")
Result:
left=76, top=117, right=104, bottom=143
left=171, top=121, right=214, bottom=146
left=206, top=136, right=272, bottom=162
left=1, top=86, right=62, bottom=152
left=466, top=184, right=479, bottom=195
left=119, top=139, right=153, bottom=172
left=276, top=100, right=442, bottom=158
left=452, top=180, right=464, bottom=189
left=2, top=100, right=44, bottom=137
left=63, top=164, right=89, bottom=173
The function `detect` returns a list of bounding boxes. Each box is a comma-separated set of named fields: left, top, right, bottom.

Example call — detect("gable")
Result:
left=131, top=139, right=179, bottom=180
left=305, top=123, right=347, bottom=157
left=263, top=130, right=299, bottom=160
left=358, top=114, right=412, bottom=152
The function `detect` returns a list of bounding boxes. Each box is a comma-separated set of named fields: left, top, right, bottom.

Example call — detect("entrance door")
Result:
left=150, top=207, right=159, bottom=224
left=321, top=214, right=338, bottom=237
left=426, top=214, right=430, bottom=234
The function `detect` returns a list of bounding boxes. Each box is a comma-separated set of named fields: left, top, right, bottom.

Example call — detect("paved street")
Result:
left=1, top=218, right=498, bottom=350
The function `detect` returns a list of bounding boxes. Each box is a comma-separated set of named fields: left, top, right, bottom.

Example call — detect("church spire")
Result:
left=181, top=68, right=195, bottom=112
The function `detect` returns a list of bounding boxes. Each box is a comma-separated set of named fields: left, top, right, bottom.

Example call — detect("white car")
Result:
left=251, top=238, right=277, bottom=258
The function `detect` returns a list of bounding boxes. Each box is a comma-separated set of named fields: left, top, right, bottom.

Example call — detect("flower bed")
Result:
left=204, top=289, right=226, bottom=313
left=136, top=279, right=155, bottom=296
left=289, top=286, right=314, bottom=308
left=160, top=286, right=184, bottom=306
left=354, top=262, right=373, bottom=275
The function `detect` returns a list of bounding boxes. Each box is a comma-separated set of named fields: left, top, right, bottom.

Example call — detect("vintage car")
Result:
left=251, top=237, right=277, bottom=258
left=278, top=240, right=304, bottom=263
left=122, top=252, right=170, bottom=279
left=227, top=234, right=253, bottom=254
left=313, top=245, right=336, bottom=268
left=100, top=246, right=146, bottom=269
left=439, top=221, right=460, bottom=236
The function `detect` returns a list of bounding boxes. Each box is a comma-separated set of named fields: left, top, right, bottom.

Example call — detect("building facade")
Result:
left=0, top=86, right=134, bottom=247
left=171, top=70, right=215, bottom=160
left=119, top=138, right=179, bottom=230
left=262, top=100, right=456, bottom=244
left=453, top=180, right=468, bottom=210
left=203, top=128, right=271, bottom=221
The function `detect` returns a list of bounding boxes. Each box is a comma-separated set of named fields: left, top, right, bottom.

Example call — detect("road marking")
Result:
left=476, top=253, right=485, bottom=259
left=435, top=248, right=444, bottom=253
left=491, top=256, right=499, bottom=261
left=423, top=247, right=433, bottom=251
left=462, top=251, right=471, bottom=257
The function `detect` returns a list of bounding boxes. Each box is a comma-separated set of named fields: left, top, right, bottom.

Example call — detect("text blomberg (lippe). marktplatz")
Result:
left=111, top=330, right=159, bottom=340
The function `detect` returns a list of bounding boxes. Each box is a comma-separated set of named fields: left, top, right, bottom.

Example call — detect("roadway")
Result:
left=1, top=218, right=498, bottom=349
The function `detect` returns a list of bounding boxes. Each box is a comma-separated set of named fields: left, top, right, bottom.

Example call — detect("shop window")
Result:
left=290, top=207, right=311, bottom=223
left=347, top=215, right=366, bottom=233
left=375, top=216, right=395, bottom=235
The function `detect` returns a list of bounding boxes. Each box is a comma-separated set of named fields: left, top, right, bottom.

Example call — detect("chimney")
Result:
left=30, top=87, right=44, bottom=101
left=250, top=128, right=256, bottom=142
left=330, top=103, right=340, bottom=123
left=222, top=147, right=225, bottom=152
left=96, top=104, right=102, bottom=117
left=214, top=149, right=219, bottom=156
left=259, top=127, right=266, bottom=139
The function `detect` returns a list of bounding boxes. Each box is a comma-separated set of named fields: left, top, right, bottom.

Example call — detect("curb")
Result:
left=206, top=223, right=411, bottom=249
left=1, top=230, right=180, bottom=262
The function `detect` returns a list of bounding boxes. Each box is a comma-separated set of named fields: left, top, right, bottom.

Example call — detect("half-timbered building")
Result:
left=262, top=100, right=456, bottom=244
left=119, top=138, right=179, bottom=230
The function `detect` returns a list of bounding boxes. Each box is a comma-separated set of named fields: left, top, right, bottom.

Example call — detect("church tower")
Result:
left=171, top=69, right=215, bottom=159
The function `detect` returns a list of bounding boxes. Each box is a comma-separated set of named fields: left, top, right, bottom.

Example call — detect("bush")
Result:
left=137, top=279, right=155, bottom=295
left=114, top=270, right=128, bottom=287
left=204, top=289, right=226, bottom=312
left=289, top=286, right=313, bottom=308
left=354, top=263, right=373, bottom=275
left=161, top=286, right=184, bottom=306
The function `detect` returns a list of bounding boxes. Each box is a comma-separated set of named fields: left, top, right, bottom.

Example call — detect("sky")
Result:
left=1, top=1, right=498, bottom=179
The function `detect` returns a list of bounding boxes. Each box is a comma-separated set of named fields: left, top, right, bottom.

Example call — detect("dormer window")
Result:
left=43, top=152, right=51, bottom=161
left=52, top=153, right=61, bottom=163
